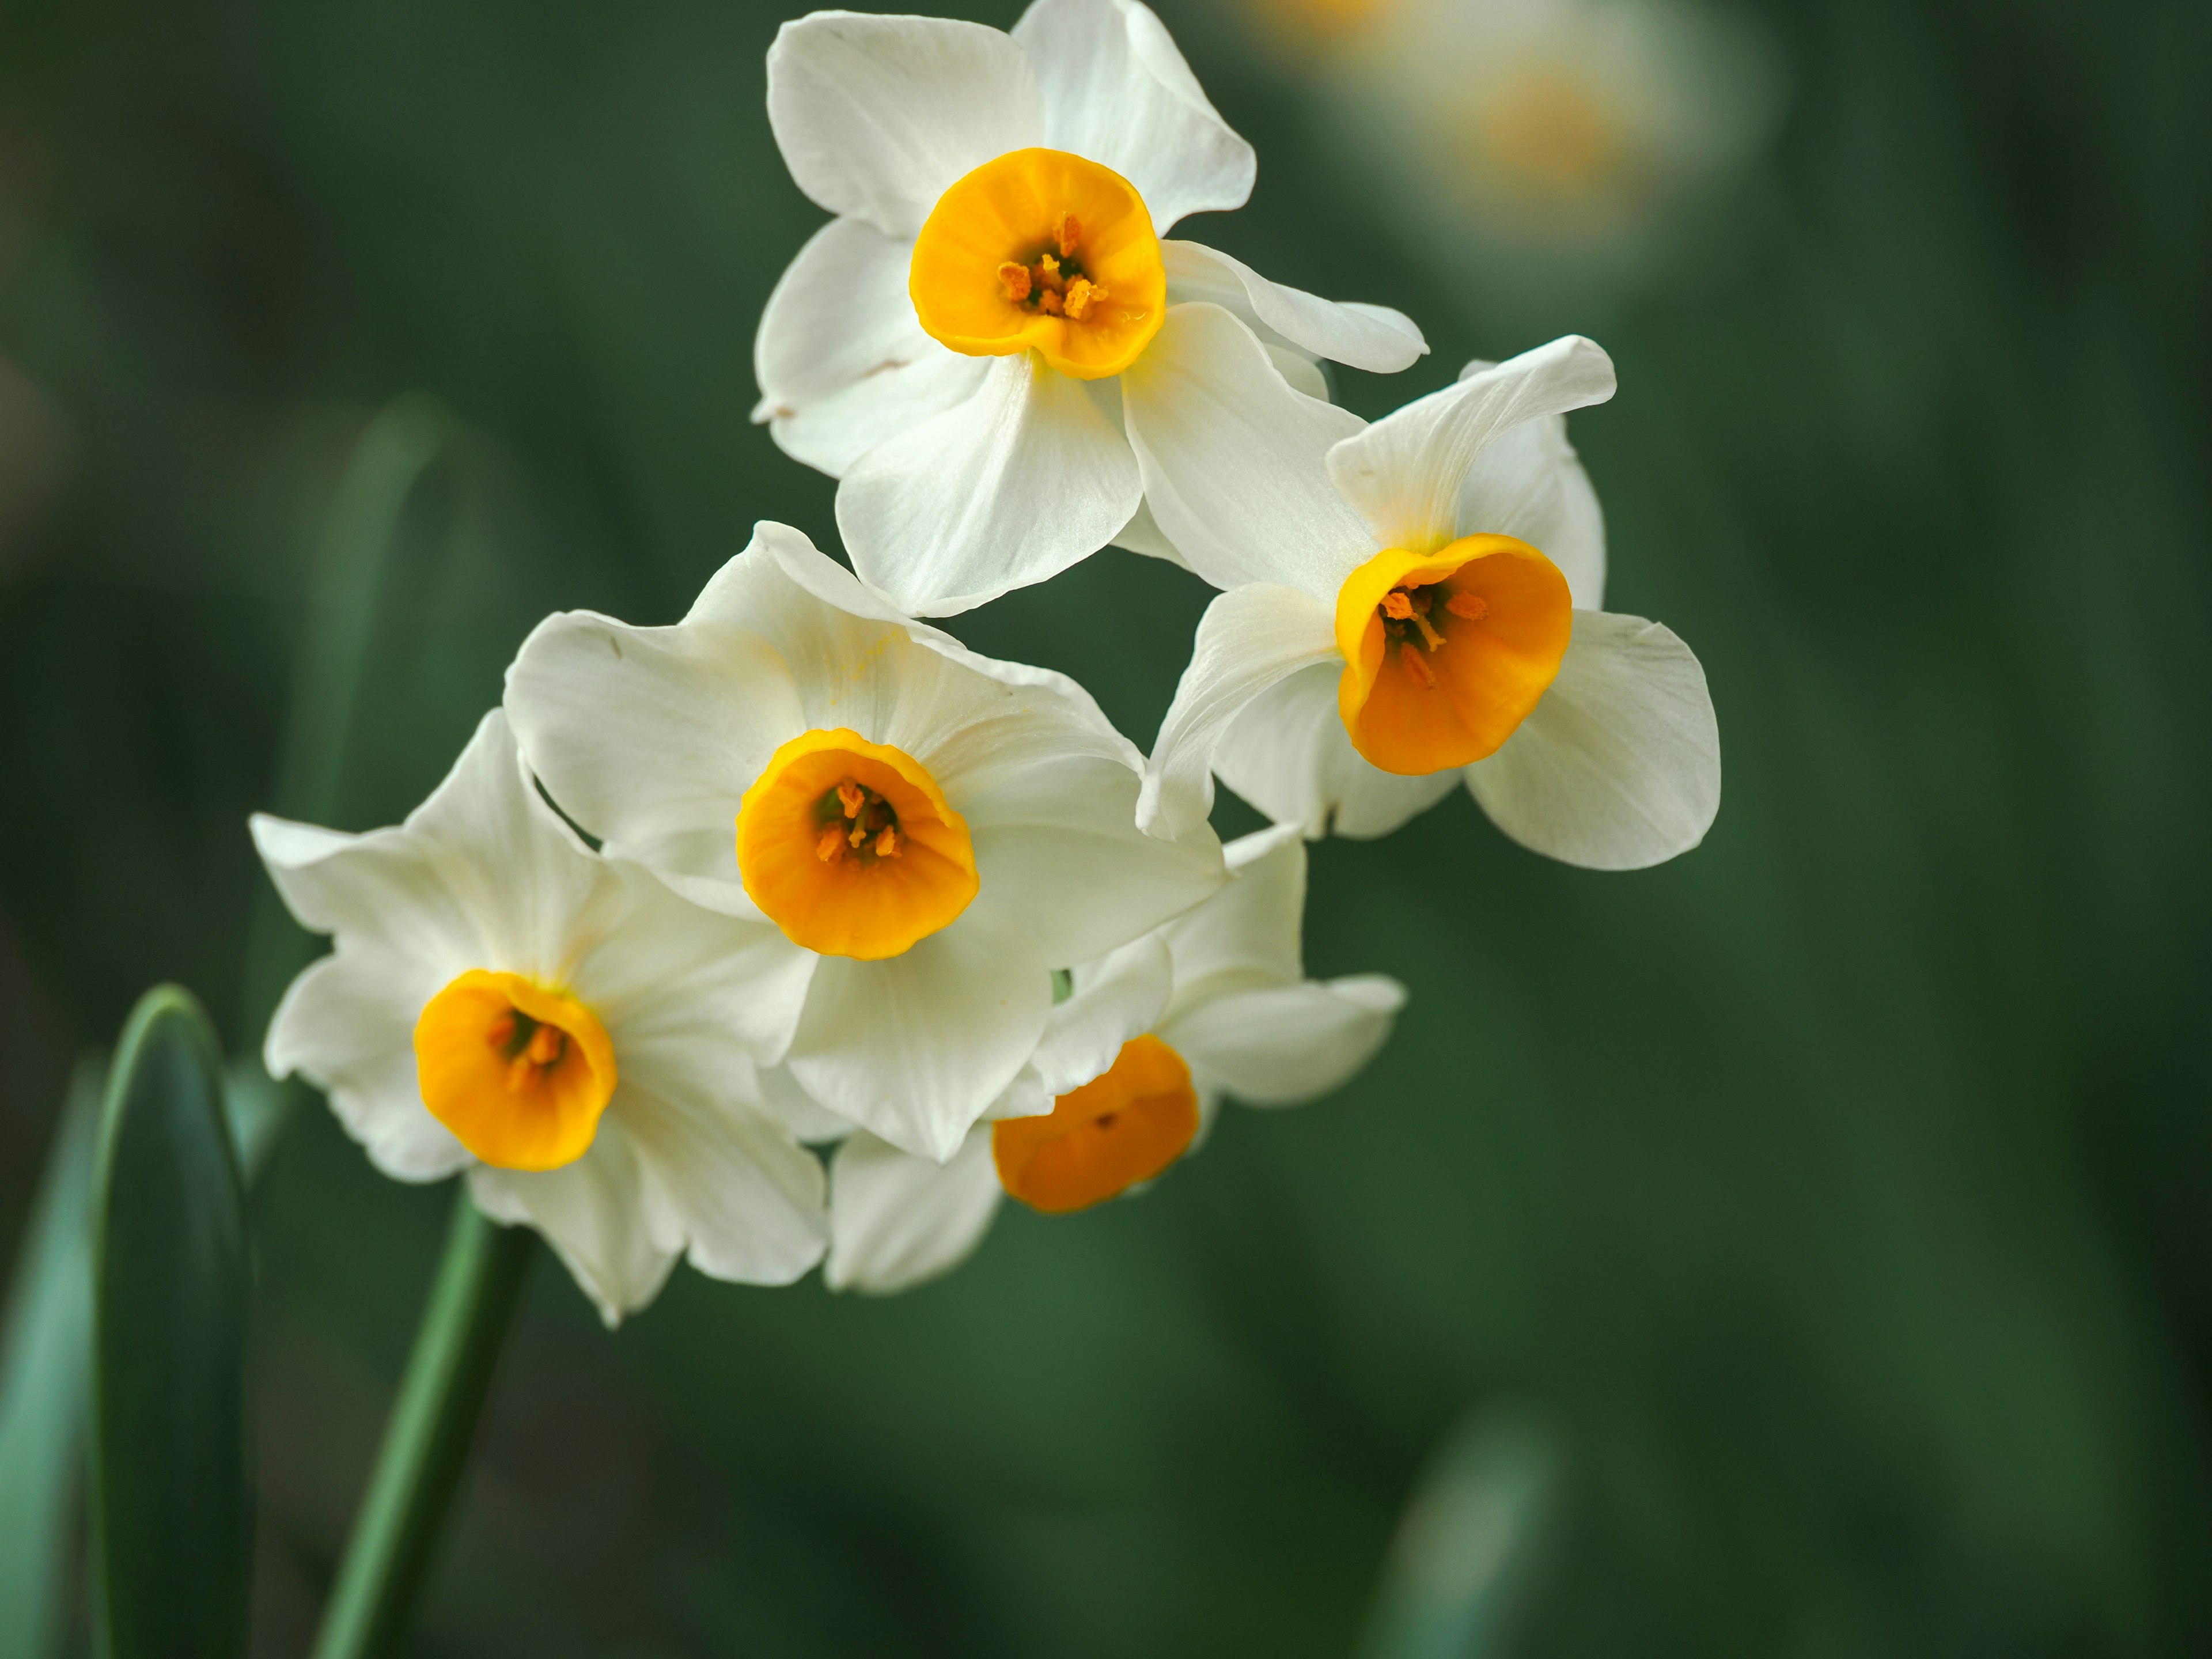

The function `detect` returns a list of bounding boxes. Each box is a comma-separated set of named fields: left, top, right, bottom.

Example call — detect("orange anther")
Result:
left=816, top=825, right=848, bottom=863
left=506, top=1055, right=536, bottom=1093
left=1062, top=277, right=1103, bottom=321
left=874, top=825, right=900, bottom=858
left=525, top=1022, right=565, bottom=1067
left=997, top=261, right=1033, bottom=302
left=836, top=781, right=866, bottom=819
left=1039, top=287, right=1065, bottom=316
left=1381, top=590, right=1414, bottom=620
left=1445, top=592, right=1489, bottom=622
left=1399, top=642, right=1436, bottom=688
left=486, top=1013, right=516, bottom=1050
left=1055, top=211, right=1081, bottom=259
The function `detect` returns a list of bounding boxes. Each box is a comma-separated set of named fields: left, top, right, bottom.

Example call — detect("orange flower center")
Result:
left=1334, top=534, right=1573, bottom=774
left=909, top=148, right=1166, bottom=380
left=991, top=1035, right=1200, bottom=1215
left=414, top=970, right=617, bottom=1172
left=736, top=728, right=979, bottom=960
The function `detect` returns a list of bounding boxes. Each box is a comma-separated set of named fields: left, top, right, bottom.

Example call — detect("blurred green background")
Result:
left=3, top=0, right=2209, bottom=1652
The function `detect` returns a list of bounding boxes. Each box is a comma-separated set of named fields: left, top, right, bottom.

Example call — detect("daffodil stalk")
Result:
left=310, top=1193, right=536, bottom=1659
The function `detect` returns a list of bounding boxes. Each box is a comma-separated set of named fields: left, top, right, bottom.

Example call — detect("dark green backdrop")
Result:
left=2, top=0, right=2207, bottom=1653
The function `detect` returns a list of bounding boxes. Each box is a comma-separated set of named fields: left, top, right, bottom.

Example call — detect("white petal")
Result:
left=753, top=217, right=990, bottom=478
left=1012, top=0, right=1254, bottom=230
left=1464, top=611, right=1720, bottom=870
left=251, top=816, right=482, bottom=984
left=784, top=902, right=1051, bottom=1162
left=624, top=1088, right=828, bottom=1287
left=263, top=948, right=471, bottom=1182
left=469, top=1124, right=677, bottom=1328
left=1031, top=931, right=1174, bottom=1097
left=757, top=1063, right=863, bottom=1143
left=503, top=597, right=802, bottom=915
left=1153, top=823, right=1304, bottom=1020
left=766, top=12, right=1044, bottom=239
left=1327, top=336, right=1616, bottom=555
left=838, top=353, right=1143, bottom=617
left=1122, top=303, right=1373, bottom=597
left=1455, top=359, right=1605, bottom=609
left=570, top=863, right=814, bottom=1066
left=1162, top=241, right=1426, bottom=373
left=965, top=755, right=1224, bottom=967
left=1166, top=975, right=1405, bottom=1106
left=825, top=1128, right=1002, bottom=1295
left=1138, top=584, right=1339, bottom=842
left=1108, top=495, right=1188, bottom=567
left=1214, top=661, right=1462, bottom=840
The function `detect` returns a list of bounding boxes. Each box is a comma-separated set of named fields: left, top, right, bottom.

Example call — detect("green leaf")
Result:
left=0, top=1056, right=105, bottom=1659
left=89, top=986, right=254, bottom=1659
left=1354, top=1407, right=1563, bottom=1659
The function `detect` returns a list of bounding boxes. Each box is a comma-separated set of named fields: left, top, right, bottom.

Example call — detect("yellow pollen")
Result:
left=414, top=970, right=616, bottom=1172
left=737, top=729, right=978, bottom=960
left=1334, top=536, right=1573, bottom=774
left=908, top=149, right=1166, bottom=380
left=993, top=1035, right=1199, bottom=1214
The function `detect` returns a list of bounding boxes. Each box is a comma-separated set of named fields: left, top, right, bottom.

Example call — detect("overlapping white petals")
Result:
left=1455, top=358, right=1607, bottom=608
left=1122, top=303, right=1373, bottom=596
left=839, top=354, right=1142, bottom=616
left=1162, top=241, right=1426, bottom=375
left=1328, top=335, right=1616, bottom=555
left=752, top=218, right=990, bottom=478
left=1464, top=611, right=1719, bottom=869
left=1138, top=583, right=1338, bottom=842
left=1013, top=0, right=1255, bottom=231
left=1213, top=664, right=1462, bottom=840
left=825, top=1127, right=1002, bottom=1296
left=766, top=12, right=1044, bottom=238
left=1165, top=977, right=1405, bottom=1107
left=786, top=903, right=1051, bottom=1162
left=257, top=712, right=830, bottom=1323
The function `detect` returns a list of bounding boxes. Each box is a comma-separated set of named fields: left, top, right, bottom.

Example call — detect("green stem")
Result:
left=310, top=1192, right=535, bottom=1659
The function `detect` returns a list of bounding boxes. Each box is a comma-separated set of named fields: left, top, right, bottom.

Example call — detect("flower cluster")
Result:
left=256, top=0, right=1719, bottom=1322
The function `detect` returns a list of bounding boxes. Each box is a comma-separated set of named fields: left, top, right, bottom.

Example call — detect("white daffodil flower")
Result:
left=1135, top=319, right=1720, bottom=870
left=504, top=521, right=1226, bottom=1165
left=752, top=0, right=1429, bottom=617
left=253, top=711, right=828, bottom=1325
left=824, top=825, right=1404, bottom=1295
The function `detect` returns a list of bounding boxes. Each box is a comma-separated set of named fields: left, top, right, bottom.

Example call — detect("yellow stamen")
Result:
left=414, top=970, right=616, bottom=1172
left=736, top=729, right=978, bottom=960
left=993, top=1035, right=1198, bottom=1214
left=908, top=148, right=1166, bottom=380
left=1334, top=535, right=1572, bottom=774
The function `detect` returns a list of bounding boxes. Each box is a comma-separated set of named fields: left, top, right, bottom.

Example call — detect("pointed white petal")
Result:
left=964, top=755, right=1224, bottom=967
left=753, top=217, right=990, bottom=478
left=1138, top=584, right=1339, bottom=841
left=766, top=12, right=1044, bottom=238
left=1214, top=661, right=1462, bottom=840
left=469, top=1123, right=678, bottom=1327
left=1122, top=304, right=1373, bottom=598
left=1153, top=823, right=1304, bottom=1018
left=1328, top=336, right=1616, bottom=554
left=624, top=1089, right=828, bottom=1287
left=1035, top=932, right=1175, bottom=1096
left=825, top=1127, right=1003, bottom=1295
left=838, top=354, right=1143, bottom=617
left=784, top=902, right=1051, bottom=1162
left=1166, top=975, right=1405, bottom=1106
left=1162, top=241, right=1426, bottom=373
left=504, top=603, right=802, bottom=912
left=1454, top=359, right=1605, bottom=609
left=1012, top=0, right=1254, bottom=230
left=263, top=948, right=471, bottom=1181
left=1465, top=611, right=1720, bottom=870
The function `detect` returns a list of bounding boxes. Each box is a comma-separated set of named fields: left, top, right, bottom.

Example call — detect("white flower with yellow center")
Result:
left=824, top=825, right=1404, bottom=1295
left=1135, top=317, right=1719, bottom=868
left=752, top=0, right=1429, bottom=617
left=503, top=521, right=1226, bottom=1164
left=253, top=711, right=828, bottom=1324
